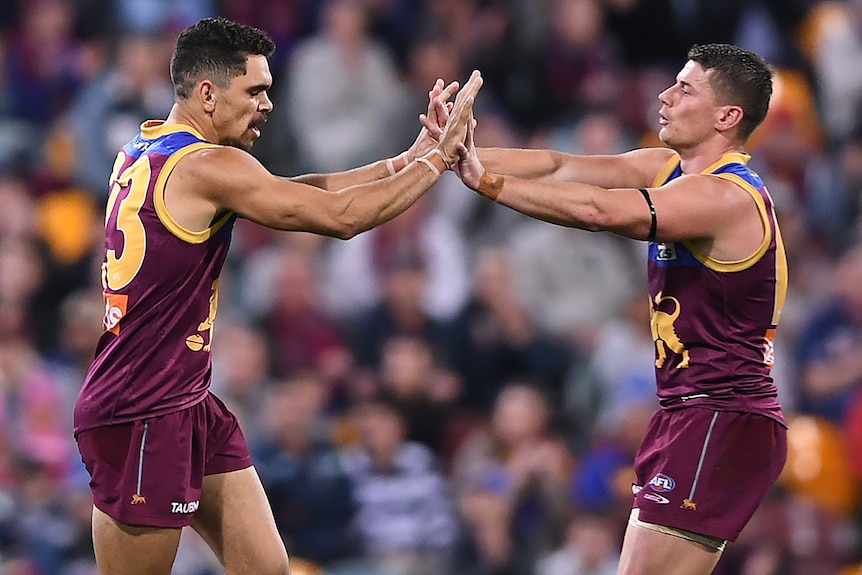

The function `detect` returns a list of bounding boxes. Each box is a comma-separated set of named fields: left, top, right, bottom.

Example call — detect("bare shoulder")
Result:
left=172, top=146, right=269, bottom=187
left=620, top=147, right=678, bottom=182
left=667, top=172, right=757, bottom=207
left=628, top=146, right=678, bottom=164
left=658, top=173, right=767, bottom=258
left=169, top=145, right=277, bottom=205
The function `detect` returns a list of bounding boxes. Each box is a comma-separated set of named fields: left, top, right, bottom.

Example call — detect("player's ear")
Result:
left=716, top=105, right=743, bottom=133
left=199, top=81, right=216, bottom=113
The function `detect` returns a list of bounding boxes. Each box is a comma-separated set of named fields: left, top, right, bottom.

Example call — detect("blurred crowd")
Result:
left=0, top=0, right=862, bottom=574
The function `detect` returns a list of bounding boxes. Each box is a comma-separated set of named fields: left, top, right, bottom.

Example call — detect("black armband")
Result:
left=639, top=188, right=657, bottom=242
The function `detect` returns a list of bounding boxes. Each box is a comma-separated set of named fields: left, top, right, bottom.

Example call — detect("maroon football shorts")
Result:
left=632, top=406, right=787, bottom=542
left=76, top=392, right=253, bottom=528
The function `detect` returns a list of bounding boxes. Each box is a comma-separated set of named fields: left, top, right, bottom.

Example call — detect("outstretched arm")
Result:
left=419, top=94, right=674, bottom=189
left=454, top=114, right=763, bottom=250
left=192, top=149, right=446, bottom=239
left=168, top=71, right=483, bottom=240
left=476, top=146, right=675, bottom=189
left=291, top=79, right=459, bottom=191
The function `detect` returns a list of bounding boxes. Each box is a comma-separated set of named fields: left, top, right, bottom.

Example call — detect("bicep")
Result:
left=591, top=175, right=754, bottom=243
left=234, top=176, right=347, bottom=233
left=553, top=147, right=676, bottom=188
left=645, top=176, right=755, bottom=243
left=182, top=148, right=348, bottom=234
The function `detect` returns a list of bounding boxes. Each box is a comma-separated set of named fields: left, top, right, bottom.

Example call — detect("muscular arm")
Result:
left=167, top=71, right=482, bottom=239
left=478, top=146, right=676, bottom=189
left=474, top=170, right=762, bottom=250
left=174, top=146, right=447, bottom=240
left=456, top=113, right=762, bottom=254
left=288, top=156, right=401, bottom=191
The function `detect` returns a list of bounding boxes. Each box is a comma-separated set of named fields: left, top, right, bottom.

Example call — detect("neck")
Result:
left=676, top=135, right=745, bottom=174
left=165, top=103, right=215, bottom=143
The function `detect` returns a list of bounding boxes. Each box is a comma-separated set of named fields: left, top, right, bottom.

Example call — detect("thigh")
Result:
left=618, top=517, right=721, bottom=575
left=91, top=505, right=182, bottom=575
left=190, top=466, right=289, bottom=575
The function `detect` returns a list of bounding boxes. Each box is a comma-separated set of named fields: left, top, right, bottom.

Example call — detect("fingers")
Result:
left=426, top=80, right=443, bottom=123
left=427, top=79, right=458, bottom=129
left=437, top=71, right=483, bottom=160
left=419, top=113, right=443, bottom=138
left=430, top=78, right=444, bottom=99
left=452, top=70, right=484, bottom=108
left=439, top=80, right=459, bottom=102
left=448, top=72, right=483, bottom=126
left=432, top=97, right=450, bottom=128
left=452, top=95, right=476, bottom=126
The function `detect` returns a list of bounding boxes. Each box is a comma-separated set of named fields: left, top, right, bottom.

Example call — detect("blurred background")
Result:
left=0, top=0, right=861, bottom=573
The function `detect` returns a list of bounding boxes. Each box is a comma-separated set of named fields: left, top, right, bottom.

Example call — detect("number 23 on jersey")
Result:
left=102, top=151, right=150, bottom=291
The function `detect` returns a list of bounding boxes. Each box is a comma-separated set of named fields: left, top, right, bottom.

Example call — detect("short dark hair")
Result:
left=687, top=43, right=773, bottom=140
left=170, top=17, right=275, bottom=100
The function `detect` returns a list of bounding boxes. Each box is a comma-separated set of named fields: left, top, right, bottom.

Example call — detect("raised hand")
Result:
left=406, top=79, right=458, bottom=162
left=454, top=110, right=483, bottom=187
left=435, top=70, right=483, bottom=168
left=453, top=109, right=504, bottom=200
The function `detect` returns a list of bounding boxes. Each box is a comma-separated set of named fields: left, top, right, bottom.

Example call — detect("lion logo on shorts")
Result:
left=650, top=292, right=690, bottom=369
left=681, top=498, right=697, bottom=510
left=130, top=493, right=147, bottom=505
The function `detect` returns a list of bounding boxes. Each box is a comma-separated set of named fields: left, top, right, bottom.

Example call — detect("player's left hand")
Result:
left=407, top=79, right=457, bottom=162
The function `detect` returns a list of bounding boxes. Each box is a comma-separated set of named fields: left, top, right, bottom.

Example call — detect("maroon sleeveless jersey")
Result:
left=74, top=121, right=235, bottom=434
left=647, top=152, right=787, bottom=425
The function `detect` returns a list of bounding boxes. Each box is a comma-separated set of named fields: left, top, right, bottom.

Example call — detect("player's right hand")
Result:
left=407, top=79, right=457, bottom=162
left=435, top=70, right=483, bottom=167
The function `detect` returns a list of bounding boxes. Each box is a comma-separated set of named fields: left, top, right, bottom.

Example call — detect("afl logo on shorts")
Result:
left=648, top=473, right=676, bottom=492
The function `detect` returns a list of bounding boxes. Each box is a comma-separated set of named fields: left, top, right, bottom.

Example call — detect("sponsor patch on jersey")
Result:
left=656, top=243, right=678, bottom=261
left=103, top=293, right=128, bottom=335
left=648, top=473, right=676, bottom=493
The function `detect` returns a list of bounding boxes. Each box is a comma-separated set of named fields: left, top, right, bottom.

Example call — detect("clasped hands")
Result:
left=406, top=72, right=488, bottom=194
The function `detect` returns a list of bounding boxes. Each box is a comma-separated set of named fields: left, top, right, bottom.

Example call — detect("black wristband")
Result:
left=639, top=188, right=657, bottom=242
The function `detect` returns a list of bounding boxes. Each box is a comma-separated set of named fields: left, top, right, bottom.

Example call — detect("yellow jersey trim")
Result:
left=771, top=204, right=788, bottom=325
left=700, top=152, right=751, bottom=174
left=652, top=153, right=681, bottom=187
left=153, top=142, right=233, bottom=244
left=682, top=172, right=771, bottom=272
left=140, top=120, right=207, bottom=142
